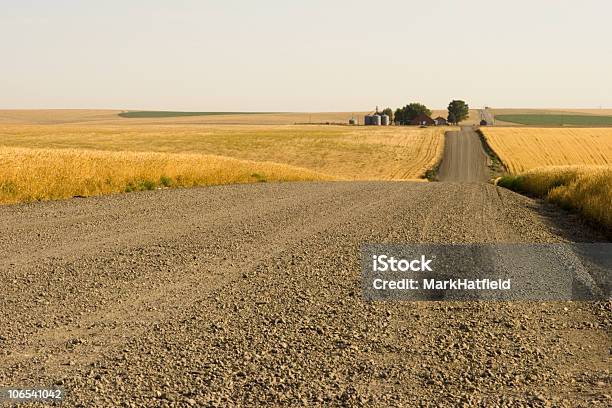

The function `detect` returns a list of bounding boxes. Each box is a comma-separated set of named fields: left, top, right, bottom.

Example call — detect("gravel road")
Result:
left=1, top=133, right=610, bottom=406
left=437, top=126, right=490, bottom=182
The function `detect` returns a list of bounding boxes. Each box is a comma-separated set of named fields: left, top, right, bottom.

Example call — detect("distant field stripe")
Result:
left=118, top=111, right=273, bottom=118
left=495, top=114, right=612, bottom=126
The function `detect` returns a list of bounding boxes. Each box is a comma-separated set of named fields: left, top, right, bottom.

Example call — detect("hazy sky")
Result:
left=1, top=0, right=611, bottom=111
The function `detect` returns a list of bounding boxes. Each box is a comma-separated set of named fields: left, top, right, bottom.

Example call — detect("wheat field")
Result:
left=0, top=121, right=445, bottom=203
left=481, top=128, right=612, bottom=173
left=0, top=124, right=445, bottom=181
left=0, top=147, right=331, bottom=204
left=484, top=127, right=612, bottom=234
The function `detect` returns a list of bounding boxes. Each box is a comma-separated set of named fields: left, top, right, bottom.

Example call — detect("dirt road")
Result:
left=1, top=176, right=610, bottom=406
left=437, top=126, right=490, bottom=182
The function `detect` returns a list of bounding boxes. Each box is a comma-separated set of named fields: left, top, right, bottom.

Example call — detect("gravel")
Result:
left=1, top=180, right=610, bottom=407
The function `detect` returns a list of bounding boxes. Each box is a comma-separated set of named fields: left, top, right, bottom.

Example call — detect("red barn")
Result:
left=410, top=113, right=435, bottom=126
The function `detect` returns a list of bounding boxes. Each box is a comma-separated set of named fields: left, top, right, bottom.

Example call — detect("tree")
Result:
left=381, top=107, right=393, bottom=123
left=394, top=108, right=402, bottom=124
left=447, top=100, right=469, bottom=124
left=447, top=112, right=457, bottom=125
left=404, top=103, right=431, bottom=121
left=394, top=103, right=431, bottom=125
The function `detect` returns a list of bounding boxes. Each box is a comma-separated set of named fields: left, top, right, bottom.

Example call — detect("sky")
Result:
left=1, top=0, right=611, bottom=111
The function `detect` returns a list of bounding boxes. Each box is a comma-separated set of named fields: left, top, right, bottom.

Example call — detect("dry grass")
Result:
left=481, top=128, right=612, bottom=173
left=0, top=124, right=446, bottom=180
left=497, top=166, right=612, bottom=235
left=0, top=147, right=330, bottom=204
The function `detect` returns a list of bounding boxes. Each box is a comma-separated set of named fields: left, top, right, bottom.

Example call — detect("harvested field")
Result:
left=481, top=128, right=612, bottom=173
left=0, top=124, right=445, bottom=184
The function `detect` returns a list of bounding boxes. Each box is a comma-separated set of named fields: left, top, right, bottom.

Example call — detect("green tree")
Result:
left=395, top=103, right=431, bottom=125
left=447, top=100, right=469, bottom=124
left=404, top=103, right=431, bottom=121
left=394, top=108, right=402, bottom=124
left=381, top=107, right=393, bottom=122
left=447, top=112, right=457, bottom=125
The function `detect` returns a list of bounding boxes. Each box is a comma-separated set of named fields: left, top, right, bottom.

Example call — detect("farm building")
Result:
left=364, top=112, right=390, bottom=126
left=364, top=115, right=381, bottom=126
left=410, top=113, right=435, bottom=126
left=434, top=116, right=448, bottom=126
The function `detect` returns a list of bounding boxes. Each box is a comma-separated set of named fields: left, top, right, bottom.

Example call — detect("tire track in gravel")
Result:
left=2, top=183, right=444, bottom=378
left=437, top=126, right=490, bottom=183
left=1, top=177, right=610, bottom=403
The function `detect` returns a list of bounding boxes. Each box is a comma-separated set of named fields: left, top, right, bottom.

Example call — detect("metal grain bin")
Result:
left=372, top=115, right=381, bottom=126
left=381, top=115, right=390, bottom=126
left=364, top=115, right=372, bottom=126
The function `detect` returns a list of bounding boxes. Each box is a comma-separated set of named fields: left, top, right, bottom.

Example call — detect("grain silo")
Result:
left=364, top=106, right=390, bottom=126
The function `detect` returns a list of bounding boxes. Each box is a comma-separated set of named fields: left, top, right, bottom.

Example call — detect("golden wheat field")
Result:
left=0, top=147, right=330, bottom=204
left=0, top=117, right=445, bottom=203
left=481, top=128, right=612, bottom=173
left=0, top=123, right=445, bottom=180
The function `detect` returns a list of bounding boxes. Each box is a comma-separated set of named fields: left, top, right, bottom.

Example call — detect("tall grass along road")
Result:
left=1, top=182, right=609, bottom=406
left=482, top=127, right=612, bottom=235
left=498, top=166, right=612, bottom=236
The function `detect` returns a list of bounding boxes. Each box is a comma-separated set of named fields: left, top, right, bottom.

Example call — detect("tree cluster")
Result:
left=380, top=100, right=469, bottom=125
left=393, top=103, right=432, bottom=125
